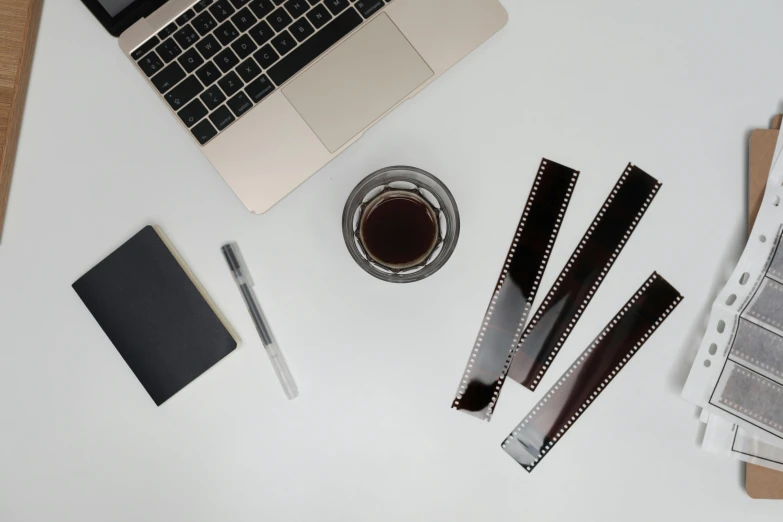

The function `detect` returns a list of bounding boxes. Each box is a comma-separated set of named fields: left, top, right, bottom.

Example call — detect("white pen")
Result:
left=222, top=242, right=299, bottom=400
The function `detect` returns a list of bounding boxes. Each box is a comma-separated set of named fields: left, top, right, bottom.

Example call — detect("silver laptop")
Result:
left=82, top=0, right=508, bottom=213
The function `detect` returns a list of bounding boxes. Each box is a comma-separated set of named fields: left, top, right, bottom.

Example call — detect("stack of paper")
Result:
left=682, top=117, right=783, bottom=493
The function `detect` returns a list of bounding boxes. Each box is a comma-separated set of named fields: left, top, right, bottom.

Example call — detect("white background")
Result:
left=1, top=0, right=781, bottom=520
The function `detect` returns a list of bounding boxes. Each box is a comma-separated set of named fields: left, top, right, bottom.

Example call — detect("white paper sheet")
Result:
left=683, top=133, right=783, bottom=445
left=701, top=413, right=783, bottom=473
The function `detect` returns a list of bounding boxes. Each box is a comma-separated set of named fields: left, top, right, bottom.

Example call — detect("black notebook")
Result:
left=73, top=226, right=239, bottom=406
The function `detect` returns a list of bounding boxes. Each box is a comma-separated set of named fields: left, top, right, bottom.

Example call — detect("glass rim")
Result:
left=342, top=166, right=460, bottom=284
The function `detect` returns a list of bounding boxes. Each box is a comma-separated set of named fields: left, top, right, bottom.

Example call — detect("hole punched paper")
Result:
left=683, top=137, right=783, bottom=446
left=698, top=117, right=783, bottom=491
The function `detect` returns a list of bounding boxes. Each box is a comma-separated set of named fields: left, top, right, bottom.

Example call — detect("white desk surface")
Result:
left=2, top=0, right=782, bottom=520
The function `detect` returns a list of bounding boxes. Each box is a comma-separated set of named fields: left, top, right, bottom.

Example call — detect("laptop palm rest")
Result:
left=283, top=14, right=433, bottom=153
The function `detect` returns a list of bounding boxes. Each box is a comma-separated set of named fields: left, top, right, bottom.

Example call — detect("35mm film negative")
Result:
left=502, top=273, right=682, bottom=471
left=452, top=159, right=579, bottom=420
left=508, top=164, right=661, bottom=391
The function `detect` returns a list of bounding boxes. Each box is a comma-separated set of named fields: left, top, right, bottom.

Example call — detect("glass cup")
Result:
left=342, top=166, right=460, bottom=283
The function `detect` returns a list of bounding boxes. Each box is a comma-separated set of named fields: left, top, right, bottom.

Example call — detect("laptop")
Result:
left=82, top=0, right=508, bottom=213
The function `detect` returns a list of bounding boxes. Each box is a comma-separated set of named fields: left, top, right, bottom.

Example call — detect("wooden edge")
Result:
left=0, top=0, right=44, bottom=242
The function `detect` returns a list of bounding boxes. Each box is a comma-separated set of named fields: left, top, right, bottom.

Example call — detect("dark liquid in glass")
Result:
left=359, top=191, right=439, bottom=269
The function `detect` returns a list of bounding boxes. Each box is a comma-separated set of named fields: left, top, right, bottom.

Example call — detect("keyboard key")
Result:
left=132, top=36, right=160, bottom=60
left=151, top=62, right=186, bottom=93
left=236, top=57, right=262, bottom=82
left=191, top=119, right=218, bottom=144
left=193, top=12, right=217, bottom=35
left=229, top=0, right=252, bottom=7
left=209, top=105, right=236, bottom=130
left=248, top=20, right=275, bottom=45
left=165, top=75, right=204, bottom=110
left=200, top=85, right=227, bottom=109
left=249, top=0, right=275, bottom=18
left=195, top=61, right=222, bottom=86
left=196, top=34, right=222, bottom=59
left=290, top=18, right=314, bottom=42
left=253, top=45, right=280, bottom=68
left=268, top=8, right=361, bottom=85
left=218, top=71, right=244, bottom=96
left=215, top=21, right=240, bottom=45
left=354, top=0, right=383, bottom=18
left=324, top=0, right=349, bottom=15
left=271, top=30, right=295, bottom=55
left=157, top=22, right=178, bottom=39
left=231, top=34, right=258, bottom=59
left=176, top=9, right=195, bottom=26
left=155, top=38, right=183, bottom=62
left=231, top=8, right=257, bottom=32
left=138, top=52, right=163, bottom=76
left=174, top=25, right=200, bottom=49
left=306, top=4, right=331, bottom=28
left=306, top=0, right=319, bottom=4
left=215, top=48, right=240, bottom=71
left=268, top=8, right=293, bottom=31
left=245, top=74, right=275, bottom=102
left=178, top=48, right=205, bottom=72
left=178, top=99, right=209, bottom=127
left=209, top=1, right=236, bottom=22
left=284, top=0, right=309, bottom=18
left=227, top=92, right=253, bottom=117
left=194, top=0, right=214, bottom=13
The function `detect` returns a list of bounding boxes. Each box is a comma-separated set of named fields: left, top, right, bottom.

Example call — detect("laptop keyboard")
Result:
left=131, top=0, right=394, bottom=146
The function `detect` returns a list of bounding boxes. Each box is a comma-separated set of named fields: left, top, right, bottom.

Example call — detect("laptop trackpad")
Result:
left=283, top=14, right=433, bottom=153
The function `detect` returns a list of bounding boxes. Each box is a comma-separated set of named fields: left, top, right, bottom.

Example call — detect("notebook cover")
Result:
left=746, top=115, right=783, bottom=499
left=0, top=0, right=43, bottom=242
left=73, top=226, right=238, bottom=406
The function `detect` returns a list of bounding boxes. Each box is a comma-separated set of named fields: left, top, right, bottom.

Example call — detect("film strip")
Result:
left=501, top=273, right=682, bottom=471
left=452, top=159, right=579, bottom=420
left=507, top=164, right=661, bottom=391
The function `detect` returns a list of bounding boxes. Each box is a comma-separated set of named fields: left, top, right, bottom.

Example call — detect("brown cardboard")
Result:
left=745, top=114, right=783, bottom=499
left=747, top=465, right=783, bottom=500
left=748, top=127, right=778, bottom=228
